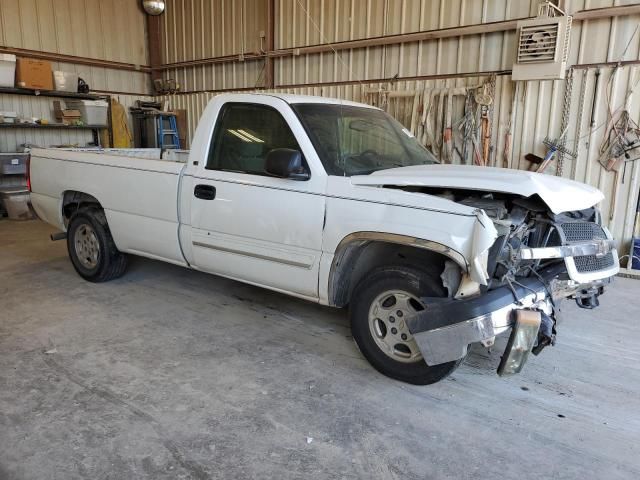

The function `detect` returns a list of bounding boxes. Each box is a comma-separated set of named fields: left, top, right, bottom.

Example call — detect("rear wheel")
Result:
left=67, top=208, right=127, bottom=282
left=350, top=265, right=465, bottom=385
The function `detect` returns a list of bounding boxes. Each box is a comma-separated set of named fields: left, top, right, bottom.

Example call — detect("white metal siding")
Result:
left=157, top=1, right=640, bottom=90
left=0, top=0, right=148, bottom=65
left=0, top=0, right=151, bottom=95
left=0, top=1, right=152, bottom=163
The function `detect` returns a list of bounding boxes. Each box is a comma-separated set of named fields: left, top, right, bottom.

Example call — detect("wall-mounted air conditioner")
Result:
left=512, top=13, right=572, bottom=81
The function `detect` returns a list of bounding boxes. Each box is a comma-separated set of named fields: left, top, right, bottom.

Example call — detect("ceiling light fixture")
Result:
left=142, top=0, right=165, bottom=15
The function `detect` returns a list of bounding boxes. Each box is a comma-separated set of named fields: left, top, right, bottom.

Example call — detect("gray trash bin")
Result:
left=0, top=187, right=34, bottom=220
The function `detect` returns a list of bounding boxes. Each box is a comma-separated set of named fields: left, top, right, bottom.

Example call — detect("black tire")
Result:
left=66, top=208, right=127, bottom=282
left=350, top=265, right=465, bottom=385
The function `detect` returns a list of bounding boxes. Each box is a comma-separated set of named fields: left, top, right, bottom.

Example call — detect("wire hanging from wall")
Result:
left=599, top=110, right=640, bottom=173
left=294, top=0, right=364, bottom=86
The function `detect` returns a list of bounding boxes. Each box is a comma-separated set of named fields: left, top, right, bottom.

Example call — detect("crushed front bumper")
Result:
left=406, top=263, right=611, bottom=370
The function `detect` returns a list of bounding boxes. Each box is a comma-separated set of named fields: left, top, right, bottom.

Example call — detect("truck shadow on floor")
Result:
left=121, top=255, right=499, bottom=378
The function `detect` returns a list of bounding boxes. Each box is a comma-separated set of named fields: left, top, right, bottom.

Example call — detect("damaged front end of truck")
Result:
left=405, top=190, right=619, bottom=376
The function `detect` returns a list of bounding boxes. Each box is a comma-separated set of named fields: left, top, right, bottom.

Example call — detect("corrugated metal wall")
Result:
left=0, top=0, right=147, bottom=63
left=274, top=0, right=514, bottom=85
left=158, top=0, right=640, bottom=90
left=159, top=0, right=267, bottom=91
left=158, top=0, right=640, bottom=264
left=0, top=0, right=152, bottom=162
left=274, top=0, right=640, bottom=85
left=0, top=0, right=150, bottom=94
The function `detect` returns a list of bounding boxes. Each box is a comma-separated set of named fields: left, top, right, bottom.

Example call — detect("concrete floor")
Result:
left=1, top=219, right=639, bottom=480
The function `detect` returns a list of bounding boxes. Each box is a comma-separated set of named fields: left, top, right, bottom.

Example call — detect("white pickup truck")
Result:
left=29, top=93, right=619, bottom=385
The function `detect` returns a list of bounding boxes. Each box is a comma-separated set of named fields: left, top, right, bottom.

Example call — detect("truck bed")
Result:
left=55, top=148, right=191, bottom=164
left=29, top=147, right=190, bottom=266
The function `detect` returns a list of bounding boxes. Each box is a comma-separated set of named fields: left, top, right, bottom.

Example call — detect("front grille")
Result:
left=573, top=252, right=615, bottom=272
left=561, top=222, right=606, bottom=242
left=560, top=222, right=613, bottom=273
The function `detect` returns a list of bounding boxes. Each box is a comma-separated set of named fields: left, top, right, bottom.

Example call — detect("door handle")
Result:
left=194, top=184, right=216, bottom=200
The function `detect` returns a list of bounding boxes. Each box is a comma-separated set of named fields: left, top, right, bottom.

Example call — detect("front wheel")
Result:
left=350, top=265, right=465, bottom=385
left=66, top=208, right=127, bottom=282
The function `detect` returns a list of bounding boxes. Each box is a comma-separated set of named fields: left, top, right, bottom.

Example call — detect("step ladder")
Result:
left=156, top=115, right=181, bottom=149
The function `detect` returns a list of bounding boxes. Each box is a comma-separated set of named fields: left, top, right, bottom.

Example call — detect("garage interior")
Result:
left=1, top=1, right=640, bottom=479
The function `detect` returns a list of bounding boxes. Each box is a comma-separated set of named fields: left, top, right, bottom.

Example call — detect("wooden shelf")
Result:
left=0, top=86, right=108, bottom=100
left=0, top=123, right=106, bottom=129
left=0, top=86, right=113, bottom=147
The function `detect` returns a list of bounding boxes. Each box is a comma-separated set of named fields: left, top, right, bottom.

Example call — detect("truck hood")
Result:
left=350, top=164, right=604, bottom=214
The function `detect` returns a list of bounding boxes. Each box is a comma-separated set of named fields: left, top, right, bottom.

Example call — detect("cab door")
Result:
left=189, top=97, right=326, bottom=298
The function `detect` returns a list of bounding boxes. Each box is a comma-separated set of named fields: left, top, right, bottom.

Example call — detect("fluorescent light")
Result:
left=237, top=129, right=264, bottom=143
left=228, top=129, right=252, bottom=142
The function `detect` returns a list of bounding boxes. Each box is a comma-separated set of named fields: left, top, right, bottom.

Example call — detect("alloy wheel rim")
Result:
left=368, top=290, right=425, bottom=363
left=74, top=224, right=100, bottom=269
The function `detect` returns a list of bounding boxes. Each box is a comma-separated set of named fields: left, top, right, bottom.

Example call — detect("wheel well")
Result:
left=61, top=191, right=103, bottom=225
left=329, top=239, right=462, bottom=307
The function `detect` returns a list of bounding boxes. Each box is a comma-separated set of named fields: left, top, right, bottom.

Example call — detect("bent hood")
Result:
left=350, top=164, right=604, bottom=214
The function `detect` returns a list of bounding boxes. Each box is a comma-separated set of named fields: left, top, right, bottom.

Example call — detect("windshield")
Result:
left=292, top=103, right=438, bottom=176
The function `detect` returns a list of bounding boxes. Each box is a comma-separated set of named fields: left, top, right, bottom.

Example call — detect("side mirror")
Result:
left=265, top=148, right=310, bottom=181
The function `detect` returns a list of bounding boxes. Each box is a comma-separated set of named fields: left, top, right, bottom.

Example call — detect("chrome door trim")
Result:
left=192, top=241, right=313, bottom=269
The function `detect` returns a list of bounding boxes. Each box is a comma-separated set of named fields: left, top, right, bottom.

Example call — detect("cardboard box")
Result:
left=58, top=110, right=81, bottom=125
left=53, top=100, right=81, bottom=125
left=15, top=58, right=53, bottom=90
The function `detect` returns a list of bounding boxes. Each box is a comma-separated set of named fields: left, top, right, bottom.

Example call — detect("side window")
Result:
left=207, top=103, right=303, bottom=175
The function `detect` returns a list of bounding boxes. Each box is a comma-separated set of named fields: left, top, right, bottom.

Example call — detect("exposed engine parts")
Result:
left=387, top=184, right=615, bottom=364
left=424, top=188, right=612, bottom=312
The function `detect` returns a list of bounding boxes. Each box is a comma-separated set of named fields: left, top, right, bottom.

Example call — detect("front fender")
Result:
left=318, top=193, right=499, bottom=303
left=469, top=209, right=499, bottom=285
